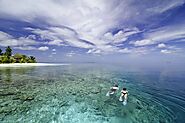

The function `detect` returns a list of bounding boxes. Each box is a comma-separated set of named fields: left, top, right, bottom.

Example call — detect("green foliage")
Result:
left=29, top=56, right=36, bottom=63
left=0, top=56, right=10, bottom=63
left=13, top=53, right=37, bottom=63
left=5, top=46, right=12, bottom=57
left=14, top=53, right=23, bottom=59
left=10, top=56, right=16, bottom=63
left=0, top=46, right=37, bottom=64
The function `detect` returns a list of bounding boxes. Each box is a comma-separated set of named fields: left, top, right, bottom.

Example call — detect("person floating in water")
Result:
left=119, top=88, right=128, bottom=105
left=106, top=84, right=119, bottom=96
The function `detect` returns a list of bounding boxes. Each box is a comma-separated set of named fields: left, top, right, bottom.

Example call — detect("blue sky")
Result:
left=0, top=0, right=185, bottom=63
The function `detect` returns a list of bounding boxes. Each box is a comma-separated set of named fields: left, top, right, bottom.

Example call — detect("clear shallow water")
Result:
left=0, top=63, right=185, bottom=123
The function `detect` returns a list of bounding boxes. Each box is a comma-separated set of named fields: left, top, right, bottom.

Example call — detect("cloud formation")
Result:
left=0, top=31, right=38, bottom=47
left=14, top=46, right=49, bottom=51
left=157, top=43, right=166, bottom=48
left=161, top=49, right=173, bottom=54
left=38, top=46, right=49, bottom=51
left=0, top=0, right=184, bottom=56
left=26, top=27, right=94, bottom=49
left=132, top=24, right=185, bottom=46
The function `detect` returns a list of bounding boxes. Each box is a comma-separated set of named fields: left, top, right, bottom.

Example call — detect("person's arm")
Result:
left=120, top=90, right=123, bottom=96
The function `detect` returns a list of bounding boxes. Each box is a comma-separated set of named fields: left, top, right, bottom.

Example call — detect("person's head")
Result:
left=122, top=88, right=127, bottom=91
left=114, top=84, right=118, bottom=87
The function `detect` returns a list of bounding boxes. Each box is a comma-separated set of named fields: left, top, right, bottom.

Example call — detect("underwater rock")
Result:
left=19, top=95, right=34, bottom=101
left=16, top=105, right=30, bottom=113
left=26, top=96, right=34, bottom=101
left=136, top=105, right=142, bottom=110
left=134, top=99, right=144, bottom=109
left=159, top=118, right=167, bottom=123
left=71, top=92, right=77, bottom=95
left=0, top=92, right=16, bottom=96
left=0, top=107, right=9, bottom=114
left=0, top=106, right=17, bottom=114
left=94, top=107, right=100, bottom=110
left=59, top=101, right=69, bottom=107
left=91, top=88, right=100, bottom=94
left=0, top=101, right=10, bottom=107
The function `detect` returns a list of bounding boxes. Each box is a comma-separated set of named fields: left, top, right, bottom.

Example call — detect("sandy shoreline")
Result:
left=0, top=63, right=70, bottom=67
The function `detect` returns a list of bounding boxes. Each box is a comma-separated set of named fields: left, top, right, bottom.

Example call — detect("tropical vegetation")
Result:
left=0, top=46, right=37, bottom=63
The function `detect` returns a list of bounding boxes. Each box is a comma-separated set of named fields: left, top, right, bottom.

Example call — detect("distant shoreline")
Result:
left=0, top=63, right=70, bottom=67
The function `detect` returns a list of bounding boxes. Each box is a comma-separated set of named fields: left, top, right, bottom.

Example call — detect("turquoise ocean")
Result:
left=0, top=63, right=185, bottom=123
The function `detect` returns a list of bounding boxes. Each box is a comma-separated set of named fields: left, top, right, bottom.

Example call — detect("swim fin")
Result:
left=106, top=92, right=110, bottom=96
left=123, top=100, right=127, bottom=105
left=119, top=96, right=123, bottom=102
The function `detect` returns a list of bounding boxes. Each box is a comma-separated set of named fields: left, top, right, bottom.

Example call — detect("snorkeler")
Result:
left=106, top=84, right=119, bottom=96
left=119, top=88, right=128, bottom=105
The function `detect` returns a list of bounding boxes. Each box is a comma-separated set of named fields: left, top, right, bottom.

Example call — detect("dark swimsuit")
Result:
left=121, top=91, right=128, bottom=96
left=111, top=88, right=117, bottom=91
left=110, top=86, right=118, bottom=92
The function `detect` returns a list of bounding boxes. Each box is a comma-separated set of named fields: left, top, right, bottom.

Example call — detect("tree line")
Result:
left=0, top=46, right=37, bottom=63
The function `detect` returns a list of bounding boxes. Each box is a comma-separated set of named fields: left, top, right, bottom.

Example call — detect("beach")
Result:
left=0, top=63, right=69, bottom=67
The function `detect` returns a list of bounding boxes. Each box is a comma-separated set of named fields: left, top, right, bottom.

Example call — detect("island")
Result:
left=0, top=46, right=36, bottom=63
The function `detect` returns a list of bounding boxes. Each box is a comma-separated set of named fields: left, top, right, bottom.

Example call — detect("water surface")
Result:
left=0, top=63, right=185, bottom=123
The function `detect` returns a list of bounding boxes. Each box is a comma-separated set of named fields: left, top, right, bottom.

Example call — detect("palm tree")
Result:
left=29, top=56, right=36, bottom=63
left=5, top=46, right=12, bottom=57
left=20, top=55, right=25, bottom=63
left=30, top=56, right=35, bottom=60
left=0, top=46, right=37, bottom=64
left=0, top=49, right=2, bottom=55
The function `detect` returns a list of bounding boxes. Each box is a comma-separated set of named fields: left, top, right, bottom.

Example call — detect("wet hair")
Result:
left=114, top=84, right=118, bottom=87
left=122, top=88, right=127, bottom=91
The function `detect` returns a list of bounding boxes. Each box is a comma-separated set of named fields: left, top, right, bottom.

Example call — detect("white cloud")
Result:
left=0, top=31, right=51, bottom=52
left=132, top=39, right=153, bottom=46
left=38, top=46, right=49, bottom=51
left=103, top=28, right=140, bottom=44
left=147, top=1, right=184, bottom=13
left=132, top=24, right=185, bottom=46
left=52, top=49, right=56, bottom=55
left=47, top=39, right=65, bottom=46
left=0, top=0, right=185, bottom=54
left=26, top=27, right=94, bottom=49
left=158, top=45, right=182, bottom=54
left=1, top=0, right=183, bottom=27
left=0, top=31, right=38, bottom=47
left=147, top=26, right=185, bottom=42
left=87, top=49, right=101, bottom=54
left=0, top=0, right=184, bottom=54
left=0, top=31, right=11, bottom=39
left=118, top=48, right=131, bottom=54
left=14, top=46, right=50, bottom=51
left=14, top=46, right=37, bottom=50
left=157, top=43, right=166, bottom=48
left=161, top=49, right=173, bottom=54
